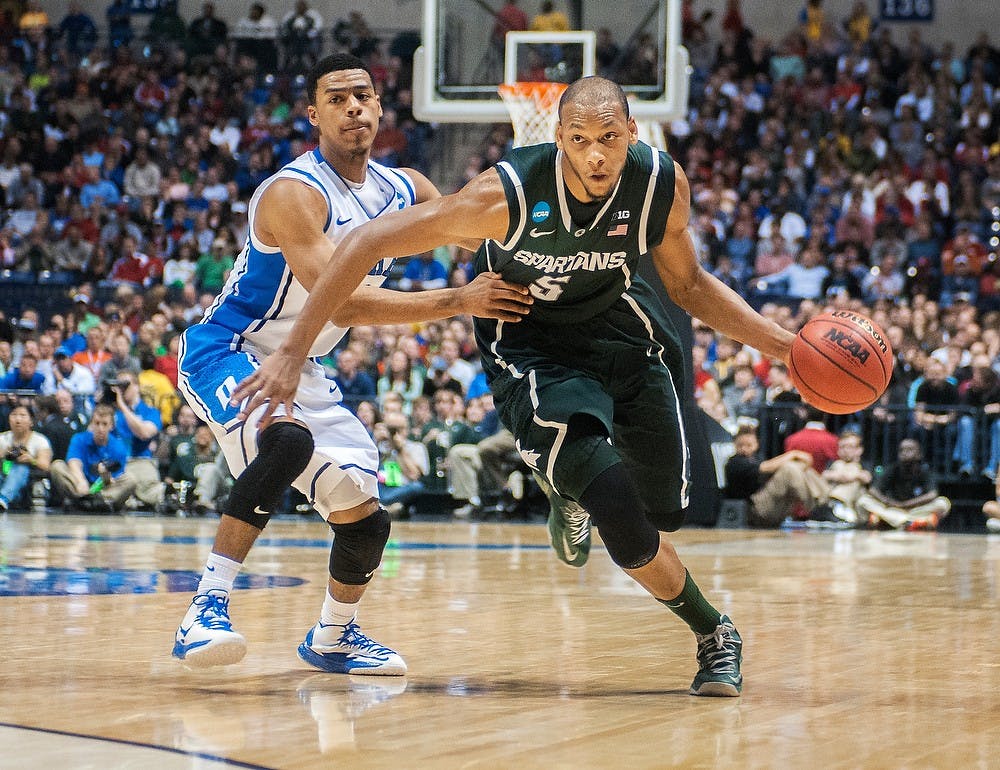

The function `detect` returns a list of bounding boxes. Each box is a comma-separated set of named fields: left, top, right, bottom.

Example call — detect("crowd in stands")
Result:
left=0, top=1, right=999, bottom=527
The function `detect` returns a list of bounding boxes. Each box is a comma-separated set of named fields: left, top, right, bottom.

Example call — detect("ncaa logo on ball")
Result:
left=822, top=327, right=869, bottom=365
left=829, top=310, right=888, bottom=354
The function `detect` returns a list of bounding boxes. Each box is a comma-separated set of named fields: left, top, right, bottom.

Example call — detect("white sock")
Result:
left=196, top=552, right=242, bottom=594
left=320, top=589, right=359, bottom=627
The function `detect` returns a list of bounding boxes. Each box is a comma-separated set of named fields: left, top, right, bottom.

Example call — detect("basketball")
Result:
left=788, top=311, right=894, bottom=414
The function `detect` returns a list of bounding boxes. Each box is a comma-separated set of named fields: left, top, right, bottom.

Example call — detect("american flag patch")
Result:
left=607, top=223, right=628, bottom=237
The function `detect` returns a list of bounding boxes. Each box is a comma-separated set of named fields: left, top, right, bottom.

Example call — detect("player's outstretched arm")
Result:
left=231, top=169, right=511, bottom=426
left=330, top=273, right=531, bottom=327
left=651, top=161, right=795, bottom=364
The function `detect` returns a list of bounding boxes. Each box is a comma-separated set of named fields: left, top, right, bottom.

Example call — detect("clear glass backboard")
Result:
left=413, top=0, right=688, bottom=123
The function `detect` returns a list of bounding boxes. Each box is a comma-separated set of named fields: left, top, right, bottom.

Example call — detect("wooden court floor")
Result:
left=1, top=513, right=999, bottom=769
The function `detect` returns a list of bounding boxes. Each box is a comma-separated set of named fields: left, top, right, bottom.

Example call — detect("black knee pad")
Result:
left=328, top=507, right=391, bottom=585
left=579, top=464, right=660, bottom=570
left=549, top=414, right=620, bottom=501
left=225, top=421, right=314, bottom=530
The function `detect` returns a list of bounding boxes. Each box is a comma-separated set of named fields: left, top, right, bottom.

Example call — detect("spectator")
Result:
left=491, top=0, right=528, bottom=54
left=165, top=422, right=226, bottom=515
left=1, top=351, right=44, bottom=393
left=784, top=408, right=839, bottom=473
left=56, top=1, right=97, bottom=60
left=97, top=332, right=140, bottom=385
left=110, top=235, right=164, bottom=288
left=49, top=404, right=134, bottom=510
left=333, top=348, right=376, bottom=412
left=51, top=224, right=94, bottom=274
left=420, top=389, right=481, bottom=499
left=427, top=337, right=477, bottom=396
left=281, top=0, right=323, bottom=71
left=910, top=357, right=961, bottom=466
left=79, top=165, right=120, bottom=209
left=763, top=246, right=830, bottom=300
left=953, top=353, right=1000, bottom=477
left=856, top=438, right=951, bottom=530
left=123, top=147, right=162, bottom=199
left=146, top=0, right=187, bottom=52
left=371, top=108, right=408, bottom=168
left=195, top=237, right=234, bottom=294
left=861, top=251, right=906, bottom=304
left=72, top=326, right=112, bottom=381
left=105, top=0, right=133, bottom=49
left=531, top=1, right=570, bottom=32
left=232, top=3, right=278, bottom=72
left=721, top=363, right=763, bottom=421
left=398, top=251, right=447, bottom=291
left=0, top=402, right=51, bottom=511
left=724, top=425, right=830, bottom=528
left=377, top=348, right=424, bottom=408
left=138, top=349, right=180, bottom=427
left=820, top=429, right=873, bottom=526
left=186, top=2, right=228, bottom=63
left=107, top=371, right=163, bottom=508
left=44, top=345, right=95, bottom=405
left=35, top=389, right=87, bottom=462
left=375, top=411, right=430, bottom=518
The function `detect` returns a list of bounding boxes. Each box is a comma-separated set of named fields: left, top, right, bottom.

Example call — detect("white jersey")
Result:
left=199, top=148, right=416, bottom=356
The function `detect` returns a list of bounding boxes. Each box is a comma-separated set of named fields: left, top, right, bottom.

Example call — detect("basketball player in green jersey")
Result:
left=234, top=77, right=796, bottom=696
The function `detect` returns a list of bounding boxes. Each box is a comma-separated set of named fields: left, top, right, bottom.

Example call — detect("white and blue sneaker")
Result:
left=297, top=621, right=407, bottom=676
left=172, top=590, right=247, bottom=667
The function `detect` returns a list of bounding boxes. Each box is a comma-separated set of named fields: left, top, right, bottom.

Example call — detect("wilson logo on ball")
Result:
left=822, top=328, right=870, bottom=364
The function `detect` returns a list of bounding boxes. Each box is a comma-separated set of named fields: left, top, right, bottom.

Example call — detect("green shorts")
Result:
left=485, top=298, right=691, bottom=514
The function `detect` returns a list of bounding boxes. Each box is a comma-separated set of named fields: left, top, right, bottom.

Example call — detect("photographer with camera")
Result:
left=375, top=412, right=429, bottom=518
left=49, top=404, right=134, bottom=511
left=103, top=372, right=163, bottom=509
left=0, top=403, right=52, bottom=512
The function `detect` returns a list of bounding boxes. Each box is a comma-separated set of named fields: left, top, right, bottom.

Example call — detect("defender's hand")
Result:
left=457, top=271, right=532, bottom=321
left=231, top=348, right=305, bottom=430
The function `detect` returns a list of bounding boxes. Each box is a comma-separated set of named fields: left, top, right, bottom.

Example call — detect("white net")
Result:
left=499, top=82, right=669, bottom=153
left=498, top=82, right=568, bottom=148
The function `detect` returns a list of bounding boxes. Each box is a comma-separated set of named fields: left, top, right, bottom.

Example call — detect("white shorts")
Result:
left=178, top=323, right=378, bottom=516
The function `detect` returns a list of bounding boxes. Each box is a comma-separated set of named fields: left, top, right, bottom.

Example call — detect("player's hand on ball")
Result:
left=459, top=271, right=532, bottom=321
left=231, top=347, right=305, bottom=430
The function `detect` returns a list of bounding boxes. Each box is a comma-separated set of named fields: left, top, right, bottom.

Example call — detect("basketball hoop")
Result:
left=498, top=81, right=568, bottom=148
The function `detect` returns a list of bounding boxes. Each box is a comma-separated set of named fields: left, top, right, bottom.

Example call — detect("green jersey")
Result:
left=473, top=141, right=683, bottom=384
left=470, top=142, right=691, bottom=512
left=475, top=141, right=674, bottom=325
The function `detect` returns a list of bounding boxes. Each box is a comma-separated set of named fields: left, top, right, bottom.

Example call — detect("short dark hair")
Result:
left=558, top=76, right=630, bottom=121
left=307, top=53, right=373, bottom=106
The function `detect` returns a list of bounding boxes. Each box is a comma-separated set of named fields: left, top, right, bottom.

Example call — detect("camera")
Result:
left=100, top=378, right=129, bottom=405
left=5, top=446, right=25, bottom=462
left=90, top=460, right=122, bottom=476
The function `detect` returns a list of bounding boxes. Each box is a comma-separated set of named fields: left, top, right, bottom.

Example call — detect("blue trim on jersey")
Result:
left=385, top=167, right=416, bottom=205
left=287, top=166, right=333, bottom=231
left=310, top=461, right=333, bottom=503
left=315, top=154, right=399, bottom=221
left=248, top=269, right=294, bottom=333
left=339, top=463, right=378, bottom=478
left=177, top=332, right=215, bottom=424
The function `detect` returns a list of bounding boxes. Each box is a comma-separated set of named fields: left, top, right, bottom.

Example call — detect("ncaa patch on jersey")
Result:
left=531, top=201, right=551, bottom=223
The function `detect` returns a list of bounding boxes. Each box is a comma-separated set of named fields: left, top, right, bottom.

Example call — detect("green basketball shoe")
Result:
left=535, top=472, right=591, bottom=568
left=690, top=615, right=743, bottom=697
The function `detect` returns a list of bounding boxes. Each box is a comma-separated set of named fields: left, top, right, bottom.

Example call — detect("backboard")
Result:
left=413, top=0, right=689, bottom=123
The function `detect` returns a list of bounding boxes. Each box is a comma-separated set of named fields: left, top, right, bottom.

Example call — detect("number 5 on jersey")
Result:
left=530, top=275, right=571, bottom=301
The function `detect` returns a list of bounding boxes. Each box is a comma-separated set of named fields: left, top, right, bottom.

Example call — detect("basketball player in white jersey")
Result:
left=172, top=53, right=532, bottom=672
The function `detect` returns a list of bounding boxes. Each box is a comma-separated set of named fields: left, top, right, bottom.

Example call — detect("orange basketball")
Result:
left=788, top=311, right=894, bottom=414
